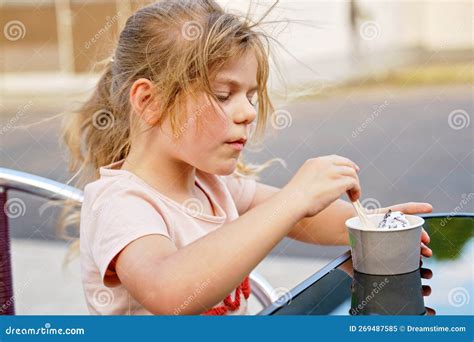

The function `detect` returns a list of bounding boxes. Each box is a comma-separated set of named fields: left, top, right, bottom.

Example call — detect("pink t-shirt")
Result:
left=79, top=159, right=257, bottom=315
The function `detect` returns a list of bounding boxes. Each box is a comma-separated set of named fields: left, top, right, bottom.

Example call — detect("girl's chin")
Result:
left=212, top=159, right=238, bottom=175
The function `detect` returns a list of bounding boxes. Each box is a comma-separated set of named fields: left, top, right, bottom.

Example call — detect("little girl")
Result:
left=63, top=0, right=433, bottom=315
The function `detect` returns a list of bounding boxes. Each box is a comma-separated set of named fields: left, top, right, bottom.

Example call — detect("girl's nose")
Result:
left=233, top=101, right=257, bottom=125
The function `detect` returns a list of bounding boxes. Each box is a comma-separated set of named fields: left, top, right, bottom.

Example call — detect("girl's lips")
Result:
left=225, top=141, right=244, bottom=151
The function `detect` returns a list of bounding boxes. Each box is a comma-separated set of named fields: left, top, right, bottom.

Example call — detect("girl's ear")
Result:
left=129, top=78, right=161, bottom=125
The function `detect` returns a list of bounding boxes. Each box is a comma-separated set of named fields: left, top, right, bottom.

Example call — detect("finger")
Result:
left=330, top=155, right=360, bottom=172
left=348, top=186, right=361, bottom=202
left=421, top=248, right=433, bottom=258
left=425, top=307, right=436, bottom=316
left=340, top=178, right=359, bottom=198
left=387, top=202, right=433, bottom=214
left=341, top=177, right=361, bottom=202
left=336, top=167, right=361, bottom=201
left=421, top=228, right=430, bottom=244
left=337, top=165, right=357, bottom=175
left=421, top=244, right=432, bottom=257
left=421, top=243, right=432, bottom=257
left=347, top=189, right=360, bottom=202
left=336, top=166, right=358, bottom=179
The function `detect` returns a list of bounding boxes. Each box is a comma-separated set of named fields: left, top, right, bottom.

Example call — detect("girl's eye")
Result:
left=215, top=92, right=257, bottom=105
left=215, top=94, right=230, bottom=102
left=248, top=94, right=258, bottom=106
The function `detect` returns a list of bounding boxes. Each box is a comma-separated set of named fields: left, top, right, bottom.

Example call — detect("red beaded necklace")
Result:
left=202, top=276, right=251, bottom=315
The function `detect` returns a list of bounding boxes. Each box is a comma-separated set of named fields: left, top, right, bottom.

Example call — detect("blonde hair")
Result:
left=60, top=0, right=284, bottom=262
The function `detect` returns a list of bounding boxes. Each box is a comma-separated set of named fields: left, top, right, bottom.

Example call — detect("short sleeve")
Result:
left=83, top=188, right=172, bottom=285
left=220, top=174, right=257, bottom=215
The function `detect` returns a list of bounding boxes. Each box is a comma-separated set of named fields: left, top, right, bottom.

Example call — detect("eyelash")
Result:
left=215, top=93, right=257, bottom=106
left=216, top=94, right=230, bottom=102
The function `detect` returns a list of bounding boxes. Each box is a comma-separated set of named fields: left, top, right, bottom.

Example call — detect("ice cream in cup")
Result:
left=345, top=210, right=425, bottom=275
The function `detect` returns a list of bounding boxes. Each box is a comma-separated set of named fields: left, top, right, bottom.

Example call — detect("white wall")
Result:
left=422, top=1, right=473, bottom=50
left=217, top=0, right=472, bottom=87
left=219, top=0, right=473, bottom=61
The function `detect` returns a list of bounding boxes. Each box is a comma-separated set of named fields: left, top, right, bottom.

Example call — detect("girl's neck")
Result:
left=121, top=153, right=199, bottom=199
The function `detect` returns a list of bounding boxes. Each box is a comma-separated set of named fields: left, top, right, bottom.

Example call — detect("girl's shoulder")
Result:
left=83, top=159, right=154, bottom=207
left=83, top=170, right=135, bottom=207
left=81, top=166, right=164, bottom=223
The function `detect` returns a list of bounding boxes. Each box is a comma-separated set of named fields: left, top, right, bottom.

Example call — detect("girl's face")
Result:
left=160, top=50, right=259, bottom=175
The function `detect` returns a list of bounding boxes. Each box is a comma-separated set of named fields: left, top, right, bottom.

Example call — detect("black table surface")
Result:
left=259, top=214, right=473, bottom=315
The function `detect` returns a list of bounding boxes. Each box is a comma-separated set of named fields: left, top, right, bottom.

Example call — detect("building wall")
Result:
left=1, top=0, right=141, bottom=73
left=1, top=0, right=472, bottom=75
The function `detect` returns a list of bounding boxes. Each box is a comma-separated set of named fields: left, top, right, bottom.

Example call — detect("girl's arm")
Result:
left=249, top=182, right=433, bottom=251
left=249, top=182, right=354, bottom=245
left=115, top=188, right=303, bottom=315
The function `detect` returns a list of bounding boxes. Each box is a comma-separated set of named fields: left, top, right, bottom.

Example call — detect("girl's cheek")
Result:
left=174, top=99, right=231, bottom=153
left=201, top=104, right=231, bottom=139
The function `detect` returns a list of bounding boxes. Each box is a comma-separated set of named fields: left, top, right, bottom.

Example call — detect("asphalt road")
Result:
left=1, top=84, right=472, bottom=258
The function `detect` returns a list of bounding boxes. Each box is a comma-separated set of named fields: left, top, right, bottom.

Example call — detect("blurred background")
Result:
left=0, top=0, right=472, bottom=314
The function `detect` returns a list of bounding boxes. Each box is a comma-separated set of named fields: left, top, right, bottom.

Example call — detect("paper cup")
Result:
left=345, top=214, right=424, bottom=275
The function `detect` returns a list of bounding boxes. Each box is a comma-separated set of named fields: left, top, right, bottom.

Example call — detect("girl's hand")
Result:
left=283, top=155, right=361, bottom=218
left=373, top=202, right=433, bottom=258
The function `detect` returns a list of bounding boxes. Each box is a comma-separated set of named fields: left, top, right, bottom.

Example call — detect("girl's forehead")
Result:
left=212, top=76, right=258, bottom=92
left=211, top=52, right=258, bottom=88
left=219, top=49, right=258, bottom=72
